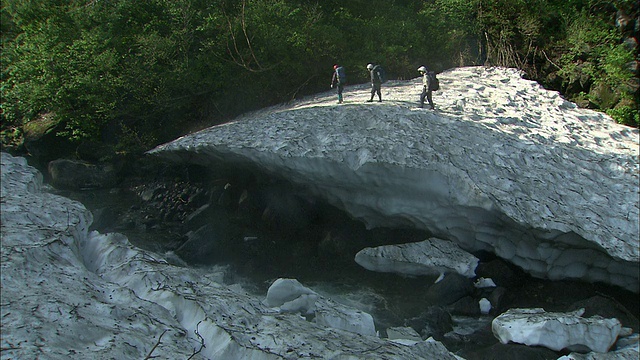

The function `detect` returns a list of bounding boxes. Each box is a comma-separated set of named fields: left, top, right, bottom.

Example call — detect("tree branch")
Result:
left=542, top=49, right=562, bottom=70
left=221, top=0, right=273, bottom=73
left=144, top=329, right=168, bottom=360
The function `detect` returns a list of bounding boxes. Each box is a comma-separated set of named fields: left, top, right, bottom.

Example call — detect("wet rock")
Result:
left=450, top=296, right=482, bottom=317
left=487, top=286, right=508, bottom=314
left=405, top=306, right=453, bottom=340
left=174, top=222, right=232, bottom=264
left=89, top=206, right=119, bottom=231
left=425, top=273, right=475, bottom=306
left=568, top=295, right=640, bottom=333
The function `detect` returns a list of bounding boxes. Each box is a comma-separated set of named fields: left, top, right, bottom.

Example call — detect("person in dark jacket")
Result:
left=331, top=64, right=346, bottom=103
left=418, top=65, right=434, bottom=109
left=366, top=63, right=382, bottom=102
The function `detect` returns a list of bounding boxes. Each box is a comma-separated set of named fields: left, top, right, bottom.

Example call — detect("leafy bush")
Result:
left=1, top=0, right=637, bottom=159
left=607, top=103, right=640, bottom=127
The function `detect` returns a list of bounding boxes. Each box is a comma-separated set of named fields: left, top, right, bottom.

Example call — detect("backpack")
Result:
left=336, top=66, right=346, bottom=84
left=373, top=65, right=387, bottom=83
left=429, top=71, right=439, bottom=91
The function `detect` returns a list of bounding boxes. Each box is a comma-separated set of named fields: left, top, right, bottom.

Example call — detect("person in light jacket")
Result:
left=366, top=63, right=382, bottom=102
left=418, top=65, right=434, bottom=109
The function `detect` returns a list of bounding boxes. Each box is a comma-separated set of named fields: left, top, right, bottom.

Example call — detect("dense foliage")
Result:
left=1, top=0, right=638, bottom=158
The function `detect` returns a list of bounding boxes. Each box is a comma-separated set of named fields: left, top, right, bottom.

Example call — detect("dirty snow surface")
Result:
left=151, top=66, right=640, bottom=292
left=0, top=152, right=459, bottom=359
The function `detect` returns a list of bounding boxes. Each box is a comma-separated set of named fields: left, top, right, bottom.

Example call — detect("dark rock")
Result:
left=114, top=220, right=136, bottom=231
left=616, top=9, right=635, bottom=31
left=405, top=306, right=453, bottom=341
left=318, top=222, right=369, bottom=263
left=441, top=320, right=497, bottom=356
left=22, top=114, right=75, bottom=167
left=187, top=188, right=207, bottom=207
left=76, top=140, right=115, bottom=162
left=183, top=204, right=214, bottom=230
left=589, top=81, right=619, bottom=109
left=450, top=296, right=482, bottom=316
left=175, top=223, right=230, bottom=264
left=89, top=207, right=119, bottom=231
left=476, top=259, right=525, bottom=289
left=142, top=216, right=158, bottom=227
left=488, top=287, right=508, bottom=314
left=260, top=184, right=315, bottom=233
left=425, top=273, right=474, bottom=306
left=48, top=158, right=119, bottom=190
left=568, top=295, right=640, bottom=332
left=461, top=342, right=560, bottom=360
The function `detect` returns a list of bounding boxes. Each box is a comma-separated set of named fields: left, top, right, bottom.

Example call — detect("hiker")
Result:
left=331, top=64, right=346, bottom=103
left=366, top=63, right=383, bottom=102
left=418, top=65, right=435, bottom=109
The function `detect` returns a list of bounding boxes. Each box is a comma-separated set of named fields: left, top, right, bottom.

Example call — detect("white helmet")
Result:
left=417, top=66, right=427, bottom=73
left=367, top=63, right=374, bottom=70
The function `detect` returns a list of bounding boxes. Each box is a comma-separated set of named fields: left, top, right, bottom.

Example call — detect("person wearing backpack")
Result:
left=366, top=63, right=383, bottom=102
left=418, top=65, right=435, bottom=109
left=331, top=64, right=346, bottom=104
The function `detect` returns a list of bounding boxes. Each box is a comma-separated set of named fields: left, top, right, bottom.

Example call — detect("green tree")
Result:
left=1, top=0, right=636, bottom=160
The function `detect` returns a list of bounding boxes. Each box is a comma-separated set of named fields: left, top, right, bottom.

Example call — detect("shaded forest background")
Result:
left=1, top=0, right=638, bottom=162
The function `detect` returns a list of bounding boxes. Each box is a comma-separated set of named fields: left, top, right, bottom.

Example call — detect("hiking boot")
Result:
left=366, top=99, right=373, bottom=102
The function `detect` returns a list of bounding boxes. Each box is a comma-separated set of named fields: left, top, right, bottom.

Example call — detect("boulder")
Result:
left=424, top=273, right=475, bottom=306
left=450, top=296, right=482, bottom=317
left=492, top=308, right=622, bottom=353
left=568, top=295, right=640, bottom=333
left=174, top=223, right=229, bottom=264
left=558, top=333, right=639, bottom=360
left=405, top=306, right=454, bottom=340
left=48, top=158, right=118, bottom=190
left=21, top=113, right=75, bottom=165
